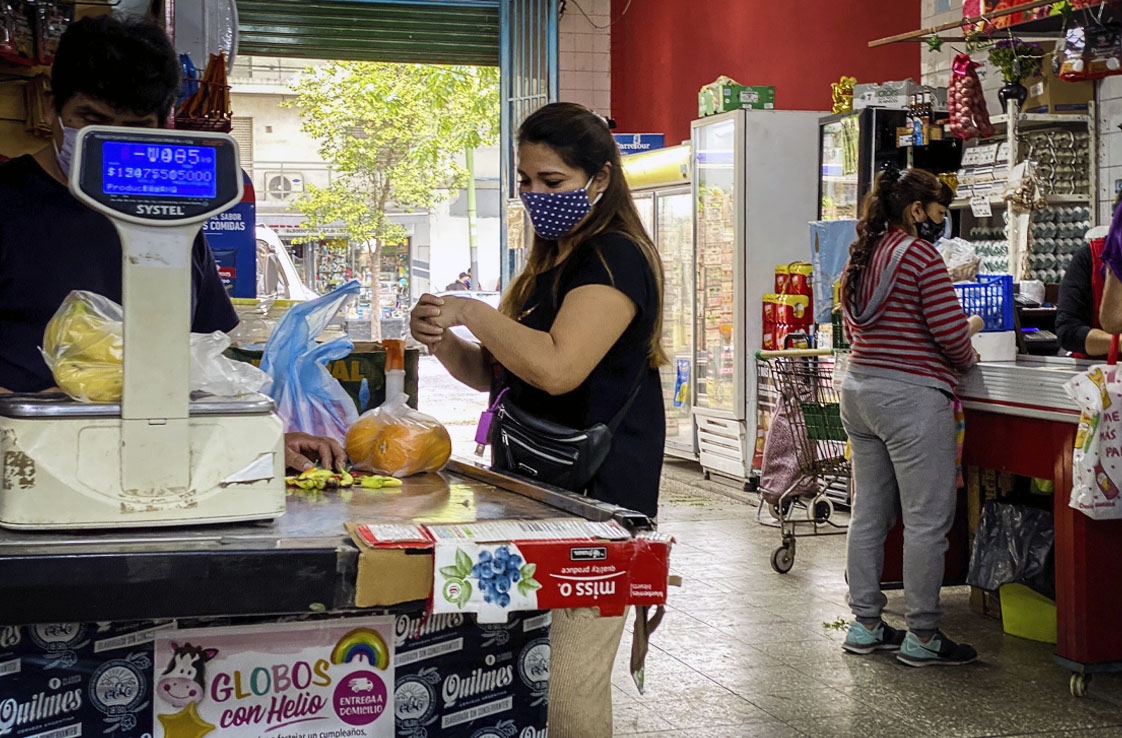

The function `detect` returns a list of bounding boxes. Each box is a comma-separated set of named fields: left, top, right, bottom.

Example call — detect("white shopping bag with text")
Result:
left=1064, top=357, right=1122, bottom=520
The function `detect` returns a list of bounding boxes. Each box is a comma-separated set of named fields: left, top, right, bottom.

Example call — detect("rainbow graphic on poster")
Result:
left=331, top=628, right=390, bottom=670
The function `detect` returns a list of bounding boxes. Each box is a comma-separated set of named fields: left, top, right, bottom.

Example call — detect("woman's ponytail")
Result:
left=840, top=164, right=951, bottom=307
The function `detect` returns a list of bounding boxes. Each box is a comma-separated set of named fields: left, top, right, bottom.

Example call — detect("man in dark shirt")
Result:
left=0, top=16, right=351, bottom=472
left=1057, top=240, right=1114, bottom=358
left=0, top=15, right=236, bottom=394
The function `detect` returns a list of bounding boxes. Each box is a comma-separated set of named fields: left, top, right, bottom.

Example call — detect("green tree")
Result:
left=285, top=62, right=500, bottom=322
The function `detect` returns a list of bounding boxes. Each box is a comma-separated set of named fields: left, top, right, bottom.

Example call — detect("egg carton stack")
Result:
left=1023, top=130, right=1092, bottom=196
left=1026, top=205, right=1092, bottom=283
left=968, top=218, right=1011, bottom=274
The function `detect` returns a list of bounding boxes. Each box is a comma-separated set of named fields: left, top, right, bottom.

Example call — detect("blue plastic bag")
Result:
left=260, top=281, right=361, bottom=442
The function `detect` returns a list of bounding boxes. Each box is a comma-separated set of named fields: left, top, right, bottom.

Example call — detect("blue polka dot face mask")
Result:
left=519, top=175, right=602, bottom=240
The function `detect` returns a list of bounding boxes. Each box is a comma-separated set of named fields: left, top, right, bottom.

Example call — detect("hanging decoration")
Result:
left=948, top=53, right=996, bottom=141
left=927, top=35, right=945, bottom=52
left=830, top=76, right=856, bottom=113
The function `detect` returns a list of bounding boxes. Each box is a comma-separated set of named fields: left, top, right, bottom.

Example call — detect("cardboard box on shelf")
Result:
left=854, top=79, right=947, bottom=111
left=1023, top=61, right=1093, bottom=114
left=698, top=77, right=775, bottom=116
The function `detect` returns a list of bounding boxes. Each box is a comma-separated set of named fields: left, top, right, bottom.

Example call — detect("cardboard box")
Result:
left=1023, top=64, right=1093, bottom=114
left=698, top=81, right=775, bottom=116
left=0, top=621, right=171, bottom=738
left=855, top=79, right=946, bottom=110
left=227, top=343, right=419, bottom=414
left=393, top=611, right=550, bottom=737
left=349, top=519, right=673, bottom=620
left=347, top=523, right=436, bottom=607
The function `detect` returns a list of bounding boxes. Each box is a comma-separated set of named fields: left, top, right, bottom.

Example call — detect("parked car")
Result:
left=255, top=225, right=318, bottom=301
left=434, top=290, right=501, bottom=342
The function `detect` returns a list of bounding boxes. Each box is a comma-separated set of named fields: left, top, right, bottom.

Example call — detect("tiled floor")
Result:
left=418, top=357, right=1122, bottom=737
left=612, top=460, right=1122, bottom=738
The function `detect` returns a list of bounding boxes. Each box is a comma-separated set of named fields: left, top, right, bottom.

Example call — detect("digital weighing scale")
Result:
left=0, top=127, right=285, bottom=529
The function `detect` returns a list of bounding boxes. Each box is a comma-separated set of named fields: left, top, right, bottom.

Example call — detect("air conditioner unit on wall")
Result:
left=263, top=172, right=305, bottom=202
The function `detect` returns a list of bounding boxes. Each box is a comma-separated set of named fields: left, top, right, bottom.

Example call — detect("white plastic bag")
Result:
left=938, top=237, right=977, bottom=271
left=42, top=290, right=270, bottom=403
left=1064, top=364, right=1122, bottom=519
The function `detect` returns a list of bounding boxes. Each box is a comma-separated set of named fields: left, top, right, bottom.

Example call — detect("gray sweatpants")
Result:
left=840, top=372, right=957, bottom=634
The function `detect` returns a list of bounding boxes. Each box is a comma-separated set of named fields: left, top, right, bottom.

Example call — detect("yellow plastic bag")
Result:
left=42, top=292, right=125, bottom=402
left=41, top=291, right=270, bottom=403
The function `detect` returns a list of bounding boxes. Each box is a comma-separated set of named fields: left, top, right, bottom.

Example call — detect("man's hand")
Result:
left=284, top=432, right=346, bottom=472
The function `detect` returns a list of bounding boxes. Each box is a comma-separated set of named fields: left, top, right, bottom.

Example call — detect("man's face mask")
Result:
left=53, top=119, right=80, bottom=178
left=519, top=175, right=602, bottom=240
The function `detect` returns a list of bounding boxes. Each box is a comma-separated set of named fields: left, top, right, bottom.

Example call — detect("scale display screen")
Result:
left=101, top=142, right=217, bottom=199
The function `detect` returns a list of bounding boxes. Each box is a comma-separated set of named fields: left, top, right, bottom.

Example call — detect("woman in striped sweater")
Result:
left=838, top=164, right=984, bottom=667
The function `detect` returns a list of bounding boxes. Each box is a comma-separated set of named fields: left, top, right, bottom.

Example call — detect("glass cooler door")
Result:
left=692, top=115, right=741, bottom=416
left=819, top=113, right=860, bottom=221
left=656, top=188, right=696, bottom=456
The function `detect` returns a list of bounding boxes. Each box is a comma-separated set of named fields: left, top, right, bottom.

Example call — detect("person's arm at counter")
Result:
left=425, top=286, right=636, bottom=396
left=918, top=248, right=976, bottom=371
left=1057, top=245, right=1113, bottom=356
left=1101, top=269, right=1122, bottom=336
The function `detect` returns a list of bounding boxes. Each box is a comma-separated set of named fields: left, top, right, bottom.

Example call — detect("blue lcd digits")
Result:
left=101, top=141, right=217, bottom=199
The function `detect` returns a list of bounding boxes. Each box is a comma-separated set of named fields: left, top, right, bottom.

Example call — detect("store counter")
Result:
left=0, top=461, right=662, bottom=738
left=0, top=459, right=651, bottom=624
left=957, top=357, right=1122, bottom=689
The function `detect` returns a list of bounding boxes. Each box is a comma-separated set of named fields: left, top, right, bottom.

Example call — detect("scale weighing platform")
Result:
left=0, top=127, right=285, bottom=529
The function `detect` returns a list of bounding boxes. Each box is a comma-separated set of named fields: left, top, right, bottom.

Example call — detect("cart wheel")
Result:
left=769, top=498, right=794, bottom=521
left=811, top=498, right=834, bottom=522
left=771, top=544, right=795, bottom=574
left=1070, top=672, right=1091, bottom=698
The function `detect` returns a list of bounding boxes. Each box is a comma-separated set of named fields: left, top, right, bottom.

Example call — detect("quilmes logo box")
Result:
left=395, top=611, right=549, bottom=738
left=426, top=520, right=673, bottom=623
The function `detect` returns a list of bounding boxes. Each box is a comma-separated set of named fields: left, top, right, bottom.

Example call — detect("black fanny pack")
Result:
left=489, top=371, right=645, bottom=492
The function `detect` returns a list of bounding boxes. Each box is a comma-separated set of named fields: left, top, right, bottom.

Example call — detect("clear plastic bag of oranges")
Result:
left=345, top=394, right=452, bottom=477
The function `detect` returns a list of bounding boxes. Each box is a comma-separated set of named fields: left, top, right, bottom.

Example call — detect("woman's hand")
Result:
left=967, top=315, right=985, bottom=336
left=429, top=296, right=472, bottom=330
left=284, top=432, right=345, bottom=472
left=410, top=293, right=446, bottom=348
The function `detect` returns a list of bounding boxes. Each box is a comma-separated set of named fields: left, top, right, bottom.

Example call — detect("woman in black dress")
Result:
left=410, top=102, right=666, bottom=736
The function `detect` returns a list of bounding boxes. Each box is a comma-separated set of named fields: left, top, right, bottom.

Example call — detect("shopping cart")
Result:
left=754, top=348, right=850, bottom=573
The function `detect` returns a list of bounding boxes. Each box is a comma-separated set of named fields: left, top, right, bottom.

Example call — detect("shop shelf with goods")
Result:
left=951, top=105, right=1097, bottom=284
left=691, top=109, right=824, bottom=489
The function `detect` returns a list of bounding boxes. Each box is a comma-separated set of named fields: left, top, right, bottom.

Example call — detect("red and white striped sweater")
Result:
left=843, top=228, right=975, bottom=392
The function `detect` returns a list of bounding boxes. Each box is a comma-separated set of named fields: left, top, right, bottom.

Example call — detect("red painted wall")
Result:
left=609, top=0, right=921, bottom=143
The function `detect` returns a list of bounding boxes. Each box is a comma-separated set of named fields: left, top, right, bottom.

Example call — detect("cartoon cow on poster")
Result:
left=157, top=642, right=219, bottom=710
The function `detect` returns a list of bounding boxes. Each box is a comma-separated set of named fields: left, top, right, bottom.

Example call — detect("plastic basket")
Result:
left=954, top=274, right=1013, bottom=332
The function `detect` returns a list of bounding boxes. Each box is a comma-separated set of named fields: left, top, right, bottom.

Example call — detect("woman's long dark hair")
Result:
left=503, top=102, right=669, bottom=367
left=840, top=164, right=953, bottom=306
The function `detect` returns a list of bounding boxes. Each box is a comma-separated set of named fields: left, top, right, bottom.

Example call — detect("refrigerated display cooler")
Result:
left=691, top=109, right=825, bottom=486
left=623, top=144, right=697, bottom=460
left=817, top=108, right=961, bottom=222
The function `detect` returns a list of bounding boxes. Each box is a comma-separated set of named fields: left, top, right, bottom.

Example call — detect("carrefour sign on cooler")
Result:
left=613, top=134, right=665, bottom=154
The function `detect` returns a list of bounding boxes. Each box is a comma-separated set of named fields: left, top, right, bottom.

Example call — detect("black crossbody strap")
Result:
left=607, top=364, right=648, bottom=433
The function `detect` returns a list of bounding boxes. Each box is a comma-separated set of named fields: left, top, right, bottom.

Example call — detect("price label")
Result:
left=970, top=195, right=993, bottom=218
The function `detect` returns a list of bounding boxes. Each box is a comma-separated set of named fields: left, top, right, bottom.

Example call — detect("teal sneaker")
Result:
left=842, top=621, right=906, bottom=655
left=897, top=630, right=978, bottom=667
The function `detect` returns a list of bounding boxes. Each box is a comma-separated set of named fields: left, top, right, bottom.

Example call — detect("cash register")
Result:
left=0, top=127, right=285, bottom=529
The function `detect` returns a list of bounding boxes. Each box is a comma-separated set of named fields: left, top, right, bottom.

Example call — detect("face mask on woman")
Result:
left=520, top=175, right=602, bottom=240
left=916, top=216, right=945, bottom=244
